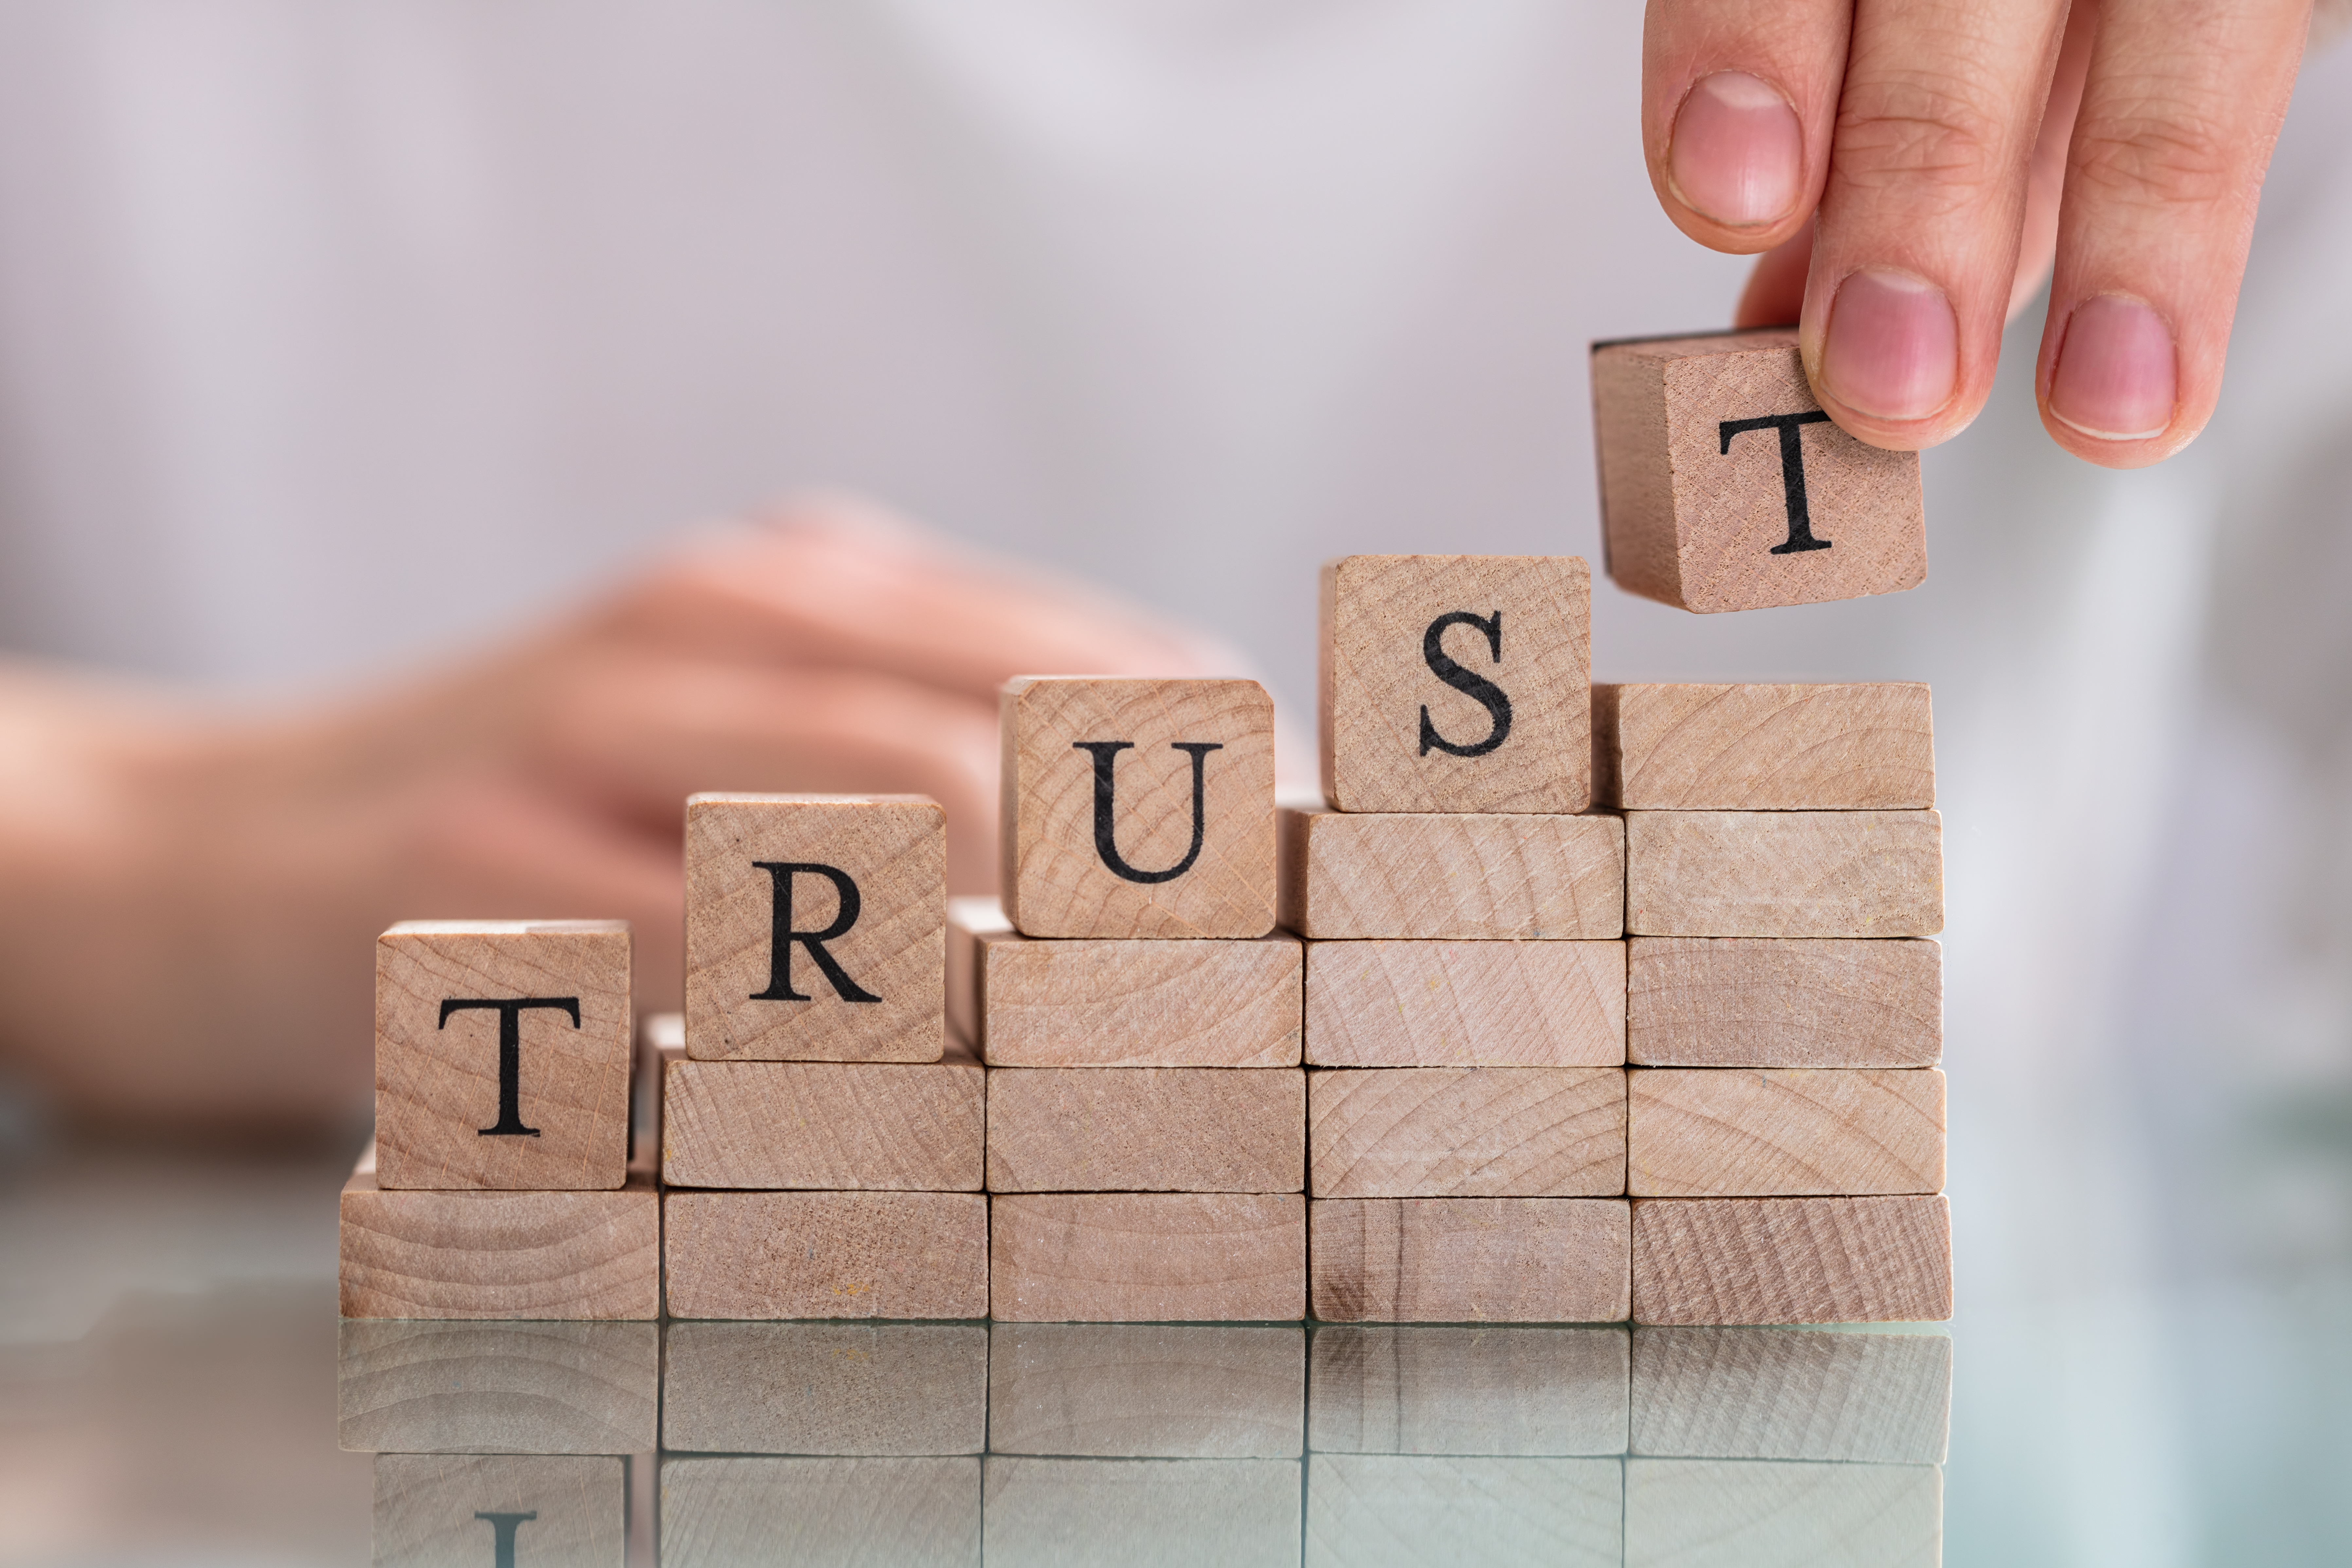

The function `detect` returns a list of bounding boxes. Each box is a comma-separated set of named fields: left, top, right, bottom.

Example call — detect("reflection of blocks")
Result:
left=987, top=1324, right=1304, bottom=1458
left=337, top=1321, right=658, bottom=1454
left=984, top=1455, right=1301, bottom=1568
left=1309, top=1326, right=1629, bottom=1457
left=661, top=1322, right=987, bottom=1456
left=1630, top=1326, right=1952, bottom=1465
left=661, top=1456, right=980, bottom=1568
left=1624, top=1457, right=1942, bottom=1567
left=373, top=1453, right=624, bottom=1568
left=1307, top=1455, right=1622, bottom=1568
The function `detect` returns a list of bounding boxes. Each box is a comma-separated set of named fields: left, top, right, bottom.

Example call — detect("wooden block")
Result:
left=1631, top=1327, right=1951, bottom=1464
left=662, top=1322, right=987, bottom=1455
left=1628, top=1068, right=1944, bottom=1197
left=1597, top=682, right=1935, bottom=809
left=1306, top=1455, right=1622, bottom=1568
left=1311, top=1198, right=1630, bottom=1323
left=990, top=1194, right=1304, bottom=1322
left=661, top=1044, right=984, bottom=1190
left=986, top=1068, right=1305, bottom=1193
left=1308, top=1326, right=1629, bottom=1455
left=661, top=1456, right=979, bottom=1568
left=1306, top=940, right=1624, bottom=1067
left=1319, top=554, right=1593, bottom=814
left=987, top=1324, right=1304, bottom=1457
left=1627, top=937, right=1942, bottom=1067
left=337, top=1321, right=658, bottom=1454
left=1625, top=810, right=1942, bottom=937
left=1590, top=329, right=1927, bottom=614
left=1631, top=1197, right=1952, bottom=1325
left=1310, top=1069, right=1626, bottom=1198
left=663, top=1191, right=987, bottom=1320
left=373, top=1453, right=623, bottom=1567
left=999, top=676, right=1277, bottom=939
left=952, top=895, right=1303, bottom=1067
left=684, top=793, right=945, bottom=1062
left=374, top=920, right=632, bottom=1191
left=1279, top=803, right=1624, bottom=940
left=984, top=1456, right=1301, bottom=1568
left=1624, top=1458, right=1942, bottom=1567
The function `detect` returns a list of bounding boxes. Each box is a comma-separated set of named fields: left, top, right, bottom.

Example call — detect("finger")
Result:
left=1735, top=222, right=1815, bottom=327
left=2007, top=0, right=2100, bottom=319
left=2035, top=0, right=2310, bottom=465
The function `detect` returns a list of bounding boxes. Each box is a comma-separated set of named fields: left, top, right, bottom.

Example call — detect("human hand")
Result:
left=1643, top=0, right=2315, bottom=466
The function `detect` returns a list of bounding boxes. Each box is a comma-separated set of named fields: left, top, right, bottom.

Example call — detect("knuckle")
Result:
left=2069, top=104, right=2240, bottom=209
left=1834, top=72, right=2015, bottom=201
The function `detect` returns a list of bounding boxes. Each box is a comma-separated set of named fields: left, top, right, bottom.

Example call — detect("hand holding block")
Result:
left=1591, top=329, right=1927, bottom=612
left=1320, top=555, right=1592, bottom=813
left=685, top=794, right=945, bottom=1062
left=1627, top=1068, right=1945, bottom=1197
left=1597, top=682, right=1934, bottom=809
left=1000, top=677, right=1276, bottom=939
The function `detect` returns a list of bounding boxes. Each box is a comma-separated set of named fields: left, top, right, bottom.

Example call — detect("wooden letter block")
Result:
left=373, top=1454, right=623, bottom=1568
left=1631, top=1196, right=1952, bottom=1325
left=685, top=793, right=945, bottom=1062
left=1306, top=940, right=1624, bottom=1067
left=1309, top=1326, right=1630, bottom=1456
left=1310, top=1198, right=1631, bottom=1323
left=984, top=1456, right=1301, bottom=1568
left=1310, top=1069, right=1626, bottom=1198
left=662, top=1191, right=988, bottom=1320
left=661, top=1046, right=984, bottom=1190
left=1598, top=682, right=1935, bottom=809
left=1319, top=554, right=1593, bottom=814
left=1631, top=1327, right=1952, bottom=1464
left=338, top=1321, right=658, bottom=1454
left=1307, top=1455, right=1622, bottom=1568
left=661, top=1456, right=980, bottom=1568
left=1000, top=677, right=1276, bottom=939
left=985, top=1068, right=1305, bottom=1193
left=987, top=1324, right=1305, bottom=1457
left=990, top=1194, right=1305, bottom=1322
left=1590, top=329, right=1927, bottom=613
left=1279, top=804, right=1623, bottom=940
left=1627, top=937, right=1941, bottom=1067
left=375, top=920, right=631, bottom=1191
left=662, top=1323, right=987, bottom=1455
left=1628, top=1068, right=1944, bottom=1197
left=1625, top=810, right=1942, bottom=937
left=1624, top=1458, right=1942, bottom=1568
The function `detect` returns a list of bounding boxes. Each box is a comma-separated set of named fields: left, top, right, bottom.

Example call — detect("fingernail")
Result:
left=1669, top=72, right=1803, bottom=227
left=1821, top=268, right=1958, bottom=422
left=2050, top=295, right=2176, bottom=440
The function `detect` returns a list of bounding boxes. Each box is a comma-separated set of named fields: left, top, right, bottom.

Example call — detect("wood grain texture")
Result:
left=1627, top=937, right=1942, bottom=1067
left=661, top=1456, right=979, bottom=1568
left=1319, top=554, right=1593, bottom=814
left=662, top=1044, right=984, bottom=1190
left=339, top=1166, right=660, bottom=1321
left=984, top=1456, right=1301, bottom=1568
left=1591, top=329, right=1927, bottom=614
left=986, top=1068, right=1305, bottom=1193
left=337, top=1321, right=658, bottom=1454
left=1624, top=1458, right=1942, bottom=1568
left=684, top=793, right=946, bottom=1062
left=1306, top=940, right=1625, bottom=1067
left=990, top=1194, right=1305, bottom=1322
left=662, top=1323, right=987, bottom=1456
left=1306, top=1455, right=1622, bottom=1568
left=1000, top=677, right=1276, bottom=939
left=1631, top=1327, right=1951, bottom=1464
left=1625, top=810, right=1942, bottom=937
left=1631, top=1197, right=1953, bottom=1325
left=635, top=1012, right=680, bottom=1166
left=663, top=1191, right=988, bottom=1321
left=1628, top=1068, right=1944, bottom=1197
left=1599, top=682, right=1935, bottom=809
left=374, top=920, right=632, bottom=1191
left=1310, top=1069, right=1627, bottom=1198
left=1279, top=804, right=1624, bottom=940
left=374, top=1454, right=624, bottom=1568
left=1310, top=1198, right=1631, bottom=1324
left=1308, top=1326, right=1629, bottom=1456
left=987, top=1324, right=1304, bottom=1457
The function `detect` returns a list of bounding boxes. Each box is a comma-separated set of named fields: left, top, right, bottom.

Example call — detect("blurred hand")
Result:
left=1644, top=0, right=2313, bottom=466
left=0, top=497, right=1239, bottom=1128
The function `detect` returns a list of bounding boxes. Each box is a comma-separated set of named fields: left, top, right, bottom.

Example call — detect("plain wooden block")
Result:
left=986, top=1068, right=1305, bottom=1193
left=1598, top=682, right=1935, bottom=809
left=373, top=1454, right=623, bottom=1568
left=1631, top=1197, right=1953, bottom=1325
left=684, top=793, right=946, bottom=1062
left=661, top=1456, right=979, bottom=1568
left=1625, top=810, right=1943, bottom=937
left=987, top=1324, right=1305, bottom=1457
left=1628, top=1068, right=1944, bottom=1198
left=663, top=1191, right=987, bottom=1320
left=984, top=1456, right=1301, bottom=1568
left=1306, top=1455, right=1622, bottom=1568
left=1000, top=676, right=1277, bottom=939
left=1624, top=1458, right=1942, bottom=1568
left=662, top=1322, right=987, bottom=1455
left=1308, top=1326, right=1629, bottom=1456
left=1590, top=329, right=1927, bottom=614
left=1310, top=1198, right=1630, bottom=1323
left=1319, top=554, right=1593, bottom=814
left=1627, top=937, right=1942, bottom=1067
left=1631, top=1327, right=1952, bottom=1464
left=661, top=1044, right=984, bottom=1190
left=1279, top=803, right=1624, bottom=940
left=1310, top=1069, right=1626, bottom=1198
left=337, top=1321, right=658, bottom=1454
left=374, top=920, right=632, bottom=1191
left=1305, top=940, right=1625, bottom=1067
left=990, top=1194, right=1305, bottom=1322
